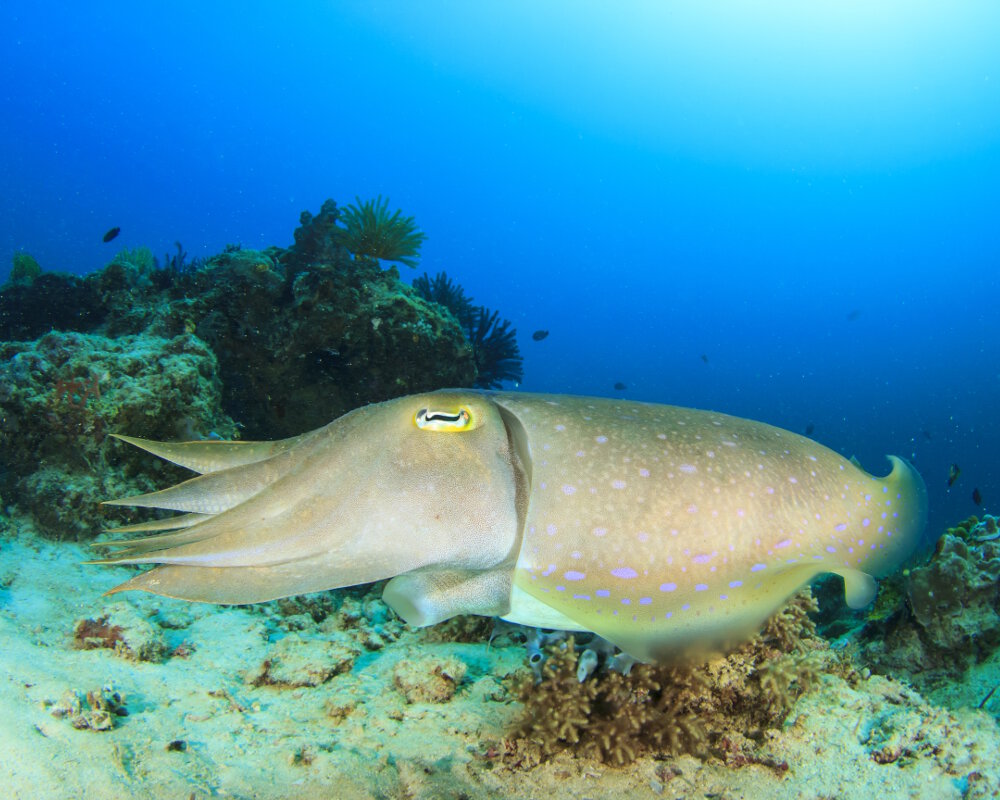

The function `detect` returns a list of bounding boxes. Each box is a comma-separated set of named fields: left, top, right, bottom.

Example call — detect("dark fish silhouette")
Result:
left=922, top=430, right=932, bottom=441
left=531, top=330, right=549, bottom=342
left=805, top=423, right=815, bottom=436
left=102, top=226, right=121, bottom=243
left=846, top=309, right=862, bottom=321
left=700, top=354, right=708, bottom=364
left=947, top=463, right=961, bottom=487
left=973, top=488, right=982, bottom=506
left=613, top=382, right=627, bottom=391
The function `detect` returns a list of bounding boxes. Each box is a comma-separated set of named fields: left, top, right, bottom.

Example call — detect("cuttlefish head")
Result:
left=92, top=390, right=529, bottom=626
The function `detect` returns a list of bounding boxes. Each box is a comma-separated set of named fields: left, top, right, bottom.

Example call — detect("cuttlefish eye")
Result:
left=414, top=406, right=477, bottom=432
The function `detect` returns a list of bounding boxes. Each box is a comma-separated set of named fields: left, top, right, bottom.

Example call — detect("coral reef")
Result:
left=93, top=209, right=478, bottom=437
left=339, top=195, right=427, bottom=269
left=0, top=197, right=519, bottom=537
left=282, top=198, right=349, bottom=275
left=862, top=514, right=1000, bottom=690
left=0, top=330, right=236, bottom=538
left=0, top=272, right=106, bottom=341
left=505, top=589, right=826, bottom=766
left=9, top=251, right=42, bottom=286
left=0, top=198, right=520, bottom=449
left=177, top=251, right=475, bottom=437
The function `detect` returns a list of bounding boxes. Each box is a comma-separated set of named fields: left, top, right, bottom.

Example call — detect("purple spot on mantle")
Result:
left=659, top=582, right=677, bottom=592
left=751, top=563, right=767, bottom=572
left=611, top=567, right=638, bottom=579
left=596, top=589, right=610, bottom=598
left=639, top=597, right=652, bottom=605
left=564, top=570, right=586, bottom=581
left=695, top=583, right=708, bottom=591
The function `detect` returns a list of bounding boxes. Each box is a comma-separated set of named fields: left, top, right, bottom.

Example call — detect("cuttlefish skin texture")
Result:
left=93, top=390, right=928, bottom=662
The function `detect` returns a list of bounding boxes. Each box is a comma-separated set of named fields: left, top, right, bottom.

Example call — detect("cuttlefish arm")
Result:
left=92, top=390, right=928, bottom=662
left=92, top=392, right=528, bottom=624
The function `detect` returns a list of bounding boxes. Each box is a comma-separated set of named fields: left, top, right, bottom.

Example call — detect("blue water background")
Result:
left=2, top=2, right=998, bottom=537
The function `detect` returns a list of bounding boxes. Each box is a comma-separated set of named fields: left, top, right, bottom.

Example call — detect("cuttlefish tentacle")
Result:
left=92, top=390, right=927, bottom=662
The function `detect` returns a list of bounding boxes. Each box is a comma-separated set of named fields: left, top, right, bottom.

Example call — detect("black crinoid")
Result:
left=339, top=195, right=427, bottom=268
left=468, top=306, right=522, bottom=389
left=412, top=271, right=475, bottom=328
left=413, top=271, right=523, bottom=389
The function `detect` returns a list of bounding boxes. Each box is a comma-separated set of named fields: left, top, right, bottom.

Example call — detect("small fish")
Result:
left=102, top=226, right=121, bottom=243
left=613, top=382, right=627, bottom=391
left=532, top=330, right=549, bottom=342
left=947, top=463, right=961, bottom=487
left=700, top=354, right=709, bottom=364
left=973, top=488, right=982, bottom=506
left=922, top=430, right=932, bottom=441
left=805, top=423, right=815, bottom=436
left=846, top=309, right=862, bottom=321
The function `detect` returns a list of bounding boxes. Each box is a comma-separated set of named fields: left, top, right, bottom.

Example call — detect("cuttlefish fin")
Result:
left=110, top=433, right=309, bottom=474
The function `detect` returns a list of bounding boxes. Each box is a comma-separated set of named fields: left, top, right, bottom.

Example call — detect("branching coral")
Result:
left=340, top=195, right=426, bottom=268
left=505, top=589, right=825, bottom=767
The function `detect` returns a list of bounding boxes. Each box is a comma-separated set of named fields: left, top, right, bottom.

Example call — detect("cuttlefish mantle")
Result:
left=91, top=390, right=928, bottom=662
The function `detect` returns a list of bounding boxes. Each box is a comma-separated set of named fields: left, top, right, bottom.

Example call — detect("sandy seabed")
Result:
left=1, top=517, right=998, bottom=800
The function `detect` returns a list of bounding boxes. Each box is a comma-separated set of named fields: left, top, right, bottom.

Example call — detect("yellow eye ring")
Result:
left=414, top=406, right=476, bottom=432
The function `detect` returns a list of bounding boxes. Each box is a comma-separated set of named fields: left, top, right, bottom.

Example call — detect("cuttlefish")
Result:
left=92, top=391, right=928, bottom=662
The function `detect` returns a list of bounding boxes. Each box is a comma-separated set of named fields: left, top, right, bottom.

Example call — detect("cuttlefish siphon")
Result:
left=92, top=390, right=928, bottom=662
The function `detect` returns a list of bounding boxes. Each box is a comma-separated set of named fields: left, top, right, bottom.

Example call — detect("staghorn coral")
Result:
left=505, top=588, right=825, bottom=767
left=339, top=195, right=426, bottom=269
